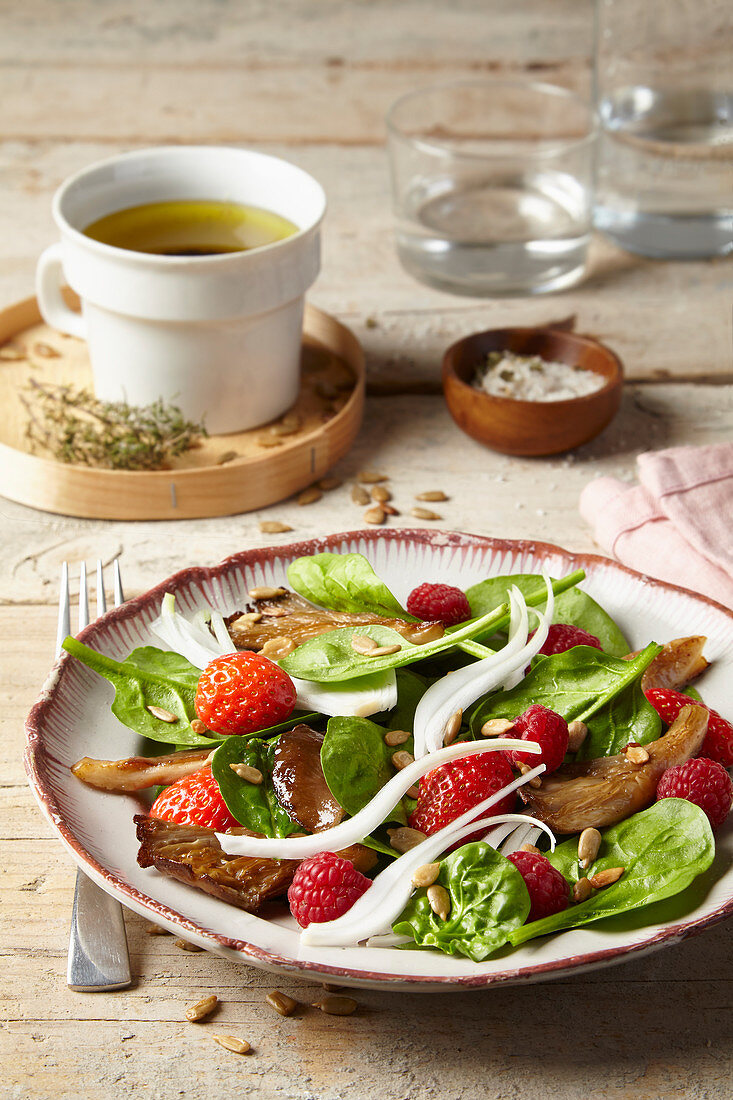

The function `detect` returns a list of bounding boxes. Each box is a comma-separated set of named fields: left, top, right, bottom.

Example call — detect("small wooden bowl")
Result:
left=442, top=327, right=623, bottom=456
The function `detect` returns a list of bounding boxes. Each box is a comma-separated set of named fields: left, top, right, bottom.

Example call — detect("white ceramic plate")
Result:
left=25, top=529, right=733, bottom=991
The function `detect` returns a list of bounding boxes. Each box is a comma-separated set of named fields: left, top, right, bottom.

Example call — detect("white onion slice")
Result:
left=300, top=784, right=553, bottom=947
left=217, top=738, right=541, bottom=859
left=413, top=575, right=554, bottom=759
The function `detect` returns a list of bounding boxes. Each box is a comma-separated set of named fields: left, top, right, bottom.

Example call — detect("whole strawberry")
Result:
left=645, top=687, right=733, bottom=768
left=195, top=651, right=296, bottom=737
left=656, top=758, right=733, bottom=830
left=408, top=752, right=516, bottom=841
left=288, top=851, right=371, bottom=927
left=150, top=765, right=240, bottom=831
left=506, top=704, right=569, bottom=775
left=532, top=623, right=602, bottom=656
left=507, top=850, right=569, bottom=922
left=406, top=583, right=471, bottom=627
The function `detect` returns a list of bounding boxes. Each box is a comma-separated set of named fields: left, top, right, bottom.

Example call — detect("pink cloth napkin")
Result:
left=579, top=443, right=733, bottom=609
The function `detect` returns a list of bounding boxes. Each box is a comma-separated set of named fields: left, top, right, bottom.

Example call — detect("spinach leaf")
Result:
left=287, top=552, right=409, bottom=618
left=469, top=643, right=661, bottom=741
left=211, top=735, right=300, bottom=837
left=279, top=603, right=512, bottom=683
left=509, top=799, right=715, bottom=946
left=393, top=842, right=530, bottom=962
left=466, top=573, right=630, bottom=657
left=63, top=638, right=220, bottom=748
left=321, top=716, right=407, bottom=824
left=578, top=676, right=661, bottom=759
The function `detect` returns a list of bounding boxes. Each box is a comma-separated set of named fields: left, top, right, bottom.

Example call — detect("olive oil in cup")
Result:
left=35, top=146, right=326, bottom=434
left=83, top=200, right=298, bottom=256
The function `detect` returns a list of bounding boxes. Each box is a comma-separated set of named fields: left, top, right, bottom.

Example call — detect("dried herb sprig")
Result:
left=22, top=379, right=206, bottom=470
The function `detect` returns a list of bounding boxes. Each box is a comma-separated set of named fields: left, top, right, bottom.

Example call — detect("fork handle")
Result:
left=67, top=869, right=132, bottom=991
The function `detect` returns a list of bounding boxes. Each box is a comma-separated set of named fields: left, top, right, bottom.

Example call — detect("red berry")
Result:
left=150, top=765, right=240, bottom=831
left=287, top=851, right=371, bottom=927
left=656, top=758, right=733, bottom=830
left=506, top=704, right=569, bottom=775
left=195, top=651, right=296, bottom=737
left=408, top=753, right=516, bottom=842
left=406, top=583, right=471, bottom=627
left=532, top=623, right=602, bottom=657
left=507, top=850, right=569, bottom=923
left=645, top=687, right=733, bottom=768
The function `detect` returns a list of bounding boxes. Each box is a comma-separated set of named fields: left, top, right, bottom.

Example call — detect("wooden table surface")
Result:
left=2, top=4, right=732, bottom=1098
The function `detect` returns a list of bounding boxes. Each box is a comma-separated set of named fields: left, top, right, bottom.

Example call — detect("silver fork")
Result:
left=58, top=558, right=132, bottom=992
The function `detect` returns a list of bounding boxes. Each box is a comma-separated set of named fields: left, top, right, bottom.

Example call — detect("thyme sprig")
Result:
left=22, top=379, right=206, bottom=471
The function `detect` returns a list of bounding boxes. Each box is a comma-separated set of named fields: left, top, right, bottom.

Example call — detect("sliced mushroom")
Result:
left=72, top=747, right=215, bottom=791
left=135, top=815, right=376, bottom=912
left=271, top=724, right=344, bottom=832
left=225, top=590, right=444, bottom=652
left=640, top=636, right=709, bottom=693
left=519, top=705, right=709, bottom=834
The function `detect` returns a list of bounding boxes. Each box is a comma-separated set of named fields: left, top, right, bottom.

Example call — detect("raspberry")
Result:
left=645, top=687, right=733, bottom=767
left=406, top=583, right=471, bottom=627
left=195, top=651, right=296, bottom=736
left=408, top=752, right=516, bottom=842
left=150, top=765, right=240, bottom=831
left=507, top=850, right=569, bottom=923
left=656, top=758, right=733, bottom=830
left=506, top=704, right=569, bottom=775
left=532, top=623, right=602, bottom=657
left=287, top=851, right=371, bottom=927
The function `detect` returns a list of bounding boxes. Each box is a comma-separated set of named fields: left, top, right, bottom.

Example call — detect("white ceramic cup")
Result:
left=36, top=146, right=326, bottom=434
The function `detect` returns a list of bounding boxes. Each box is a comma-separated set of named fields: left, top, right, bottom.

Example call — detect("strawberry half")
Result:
left=150, top=765, right=240, bottom=831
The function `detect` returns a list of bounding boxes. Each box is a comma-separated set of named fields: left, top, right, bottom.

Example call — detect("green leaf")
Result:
left=509, top=799, right=715, bottom=946
left=465, top=574, right=630, bottom=657
left=469, top=643, right=662, bottom=749
left=279, top=602, right=512, bottom=683
left=380, top=669, right=429, bottom=733
left=211, top=735, right=301, bottom=837
left=393, top=843, right=531, bottom=962
left=287, top=552, right=409, bottom=618
left=321, top=716, right=407, bottom=825
left=577, top=676, right=662, bottom=760
left=63, top=638, right=220, bottom=748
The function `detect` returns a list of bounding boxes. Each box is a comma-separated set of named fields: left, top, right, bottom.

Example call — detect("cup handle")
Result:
left=36, top=243, right=87, bottom=339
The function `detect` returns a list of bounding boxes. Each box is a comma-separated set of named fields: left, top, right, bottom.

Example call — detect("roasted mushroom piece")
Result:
left=72, top=747, right=216, bottom=792
left=640, top=636, right=709, bottom=693
left=135, top=816, right=376, bottom=912
left=519, top=704, right=709, bottom=834
left=271, top=724, right=344, bottom=832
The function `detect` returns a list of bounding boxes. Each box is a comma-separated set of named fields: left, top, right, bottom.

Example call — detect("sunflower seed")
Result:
left=317, top=476, right=342, bottom=492
left=384, top=729, right=410, bottom=747
left=350, top=634, right=378, bottom=655
left=427, top=883, right=451, bottom=921
left=266, top=991, right=298, bottom=1017
left=623, top=742, right=650, bottom=764
left=480, top=718, right=516, bottom=738
left=578, top=827, right=602, bottom=869
left=229, top=763, right=263, bottom=784
left=411, top=508, right=442, bottom=521
left=145, top=922, right=170, bottom=935
left=415, top=491, right=448, bottom=502
left=516, top=761, right=542, bottom=788
left=259, top=520, right=293, bottom=534
left=411, top=862, right=440, bottom=888
left=364, top=505, right=386, bottom=525
left=588, top=866, right=625, bottom=889
left=174, top=938, right=203, bottom=952
left=387, top=826, right=426, bottom=853
left=572, top=877, right=593, bottom=903
left=146, top=705, right=178, bottom=723
left=260, top=636, right=296, bottom=659
left=391, top=750, right=414, bottom=770
left=231, top=612, right=263, bottom=626
left=567, top=720, right=589, bottom=752
left=33, top=342, right=60, bottom=358
left=249, top=586, right=288, bottom=600
left=211, top=1034, right=251, bottom=1054
left=442, top=709, right=462, bottom=746
left=357, top=469, right=388, bottom=484
left=519, top=843, right=541, bottom=855
left=298, top=487, right=323, bottom=506
left=0, top=346, right=25, bottom=360
left=186, top=994, right=218, bottom=1022
left=406, top=784, right=419, bottom=799
left=351, top=484, right=370, bottom=506
left=312, top=995, right=357, bottom=1016
left=371, top=485, right=392, bottom=503
left=216, top=450, right=239, bottom=465
left=382, top=504, right=400, bottom=516
left=191, top=719, right=208, bottom=735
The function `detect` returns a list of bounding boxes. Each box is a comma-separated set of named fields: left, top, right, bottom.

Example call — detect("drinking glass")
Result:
left=386, top=80, right=597, bottom=297
left=594, top=0, right=733, bottom=258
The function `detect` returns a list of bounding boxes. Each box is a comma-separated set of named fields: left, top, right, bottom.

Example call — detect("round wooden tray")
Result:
left=0, top=293, right=364, bottom=520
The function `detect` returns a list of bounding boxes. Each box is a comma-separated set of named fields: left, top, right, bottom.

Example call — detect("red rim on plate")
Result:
left=24, top=529, right=733, bottom=990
